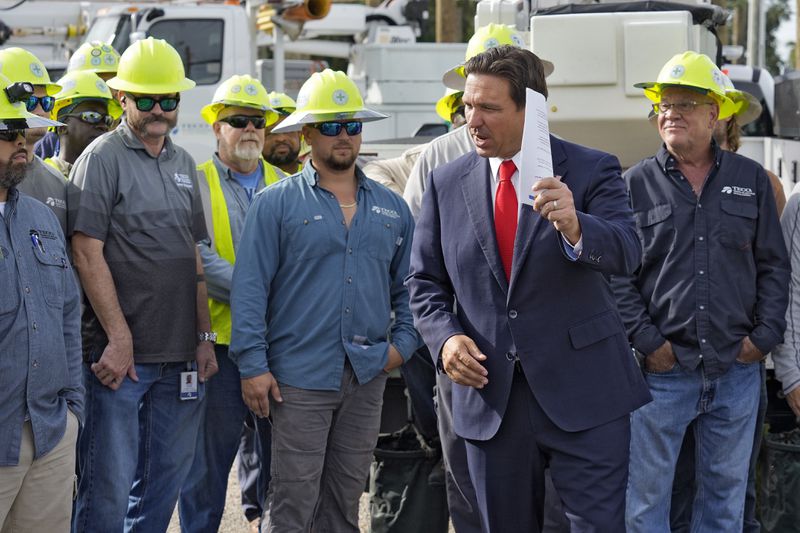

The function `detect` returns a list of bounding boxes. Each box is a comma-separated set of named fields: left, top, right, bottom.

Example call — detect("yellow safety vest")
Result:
left=198, top=158, right=281, bottom=345
left=43, top=157, right=69, bottom=180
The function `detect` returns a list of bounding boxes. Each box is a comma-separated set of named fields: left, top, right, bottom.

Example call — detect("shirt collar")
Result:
left=117, top=119, right=175, bottom=158
left=657, top=139, right=723, bottom=174
left=488, top=151, right=522, bottom=182
left=300, top=160, right=372, bottom=191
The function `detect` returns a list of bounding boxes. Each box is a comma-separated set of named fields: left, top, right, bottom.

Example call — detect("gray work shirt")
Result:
left=17, top=156, right=67, bottom=235
left=0, top=188, right=83, bottom=466
left=68, top=121, right=208, bottom=364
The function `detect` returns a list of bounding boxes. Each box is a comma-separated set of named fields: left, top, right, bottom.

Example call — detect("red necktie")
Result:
left=495, top=160, right=517, bottom=281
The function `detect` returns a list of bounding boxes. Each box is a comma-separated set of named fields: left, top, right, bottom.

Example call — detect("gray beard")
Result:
left=0, top=161, right=27, bottom=190
left=234, top=142, right=262, bottom=161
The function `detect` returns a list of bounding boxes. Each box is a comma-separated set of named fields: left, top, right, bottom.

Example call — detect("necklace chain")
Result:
left=339, top=201, right=358, bottom=208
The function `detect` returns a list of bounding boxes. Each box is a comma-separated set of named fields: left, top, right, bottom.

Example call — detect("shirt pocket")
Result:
left=367, top=214, right=400, bottom=263
left=719, top=199, right=757, bottom=252
left=285, top=216, right=334, bottom=262
left=32, top=243, right=68, bottom=308
left=634, top=203, right=674, bottom=263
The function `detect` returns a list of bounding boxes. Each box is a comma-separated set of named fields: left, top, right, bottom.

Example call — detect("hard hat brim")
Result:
left=0, top=114, right=62, bottom=129
left=271, top=108, right=388, bottom=133
left=442, top=58, right=555, bottom=91
left=200, top=101, right=279, bottom=127
left=106, top=76, right=196, bottom=94
left=733, top=91, right=763, bottom=126
left=43, top=82, right=62, bottom=96
left=436, top=91, right=462, bottom=122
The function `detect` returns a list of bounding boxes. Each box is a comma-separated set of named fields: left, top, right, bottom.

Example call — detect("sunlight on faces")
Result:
left=122, top=92, right=178, bottom=140
left=463, top=73, right=525, bottom=159
left=303, top=120, right=360, bottom=172
left=214, top=106, right=265, bottom=163
left=657, top=87, right=719, bottom=153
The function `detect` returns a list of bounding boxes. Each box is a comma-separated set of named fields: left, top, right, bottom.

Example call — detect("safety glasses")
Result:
left=128, top=94, right=180, bottom=112
left=219, top=115, right=267, bottom=129
left=312, top=121, right=362, bottom=137
left=0, top=130, right=25, bottom=142
left=25, top=95, right=55, bottom=113
left=63, top=111, right=114, bottom=127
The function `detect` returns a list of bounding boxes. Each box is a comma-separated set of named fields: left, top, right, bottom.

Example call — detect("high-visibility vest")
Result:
left=43, top=157, right=68, bottom=179
left=198, top=158, right=281, bottom=345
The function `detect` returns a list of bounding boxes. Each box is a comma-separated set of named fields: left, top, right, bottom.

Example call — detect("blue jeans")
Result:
left=179, top=344, right=272, bottom=531
left=626, top=361, right=760, bottom=533
left=73, top=361, right=204, bottom=533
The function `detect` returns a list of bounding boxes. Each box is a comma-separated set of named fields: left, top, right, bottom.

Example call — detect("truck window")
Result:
left=148, top=19, right=224, bottom=85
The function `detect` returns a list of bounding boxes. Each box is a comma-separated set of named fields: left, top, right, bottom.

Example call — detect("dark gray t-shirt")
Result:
left=18, top=157, right=67, bottom=235
left=68, top=121, right=208, bottom=363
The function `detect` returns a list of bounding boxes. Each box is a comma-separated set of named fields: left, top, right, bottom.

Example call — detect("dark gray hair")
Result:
left=463, top=45, right=548, bottom=109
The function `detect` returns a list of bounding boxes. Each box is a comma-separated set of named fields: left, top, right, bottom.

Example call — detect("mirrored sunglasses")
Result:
left=313, top=121, right=362, bottom=137
left=129, top=94, right=180, bottom=112
left=26, top=95, right=55, bottom=113
left=63, top=111, right=114, bottom=127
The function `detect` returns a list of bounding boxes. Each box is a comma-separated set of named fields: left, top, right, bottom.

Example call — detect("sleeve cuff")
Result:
left=632, top=328, right=667, bottom=356
left=561, top=234, right=583, bottom=261
left=233, top=349, right=270, bottom=379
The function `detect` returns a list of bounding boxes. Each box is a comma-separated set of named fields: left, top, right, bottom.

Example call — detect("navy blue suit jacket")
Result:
left=406, top=136, right=651, bottom=440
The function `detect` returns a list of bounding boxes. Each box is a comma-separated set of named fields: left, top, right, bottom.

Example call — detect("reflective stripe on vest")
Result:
left=198, top=158, right=281, bottom=345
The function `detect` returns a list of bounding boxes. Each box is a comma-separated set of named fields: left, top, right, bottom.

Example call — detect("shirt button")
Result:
left=345, top=307, right=350, bottom=314
left=698, top=236, right=704, bottom=241
left=701, top=338, right=707, bottom=344
left=348, top=248, right=353, bottom=254
left=303, top=219, right=309, bottom=225
left=32, top=360, right=39, bottom=368
left=699, top=305, right=705, bottom=310
left=508, top=310, right=518, bottom=319
left=24, top=286, right=30, bottom=293
left=329, top=194, right=335, bottom=199
left=346, top=276, right=352, bottom=284
left=698, top=270, right=704, bottom=275
left=32, top=322, right=37, bottom=330
left=341, top=220, right=345, bottom=225
left=698, top=354, right=703, bottom=359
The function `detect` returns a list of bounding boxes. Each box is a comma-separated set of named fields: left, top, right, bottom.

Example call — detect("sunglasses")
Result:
left=26, top=95, right=55, bottom=113
left=312, top=121, right=362, bottom=137
left=127, top=94, right=180, bottom=112
left=219, top=115, right=267, bottom=129
left=0, top=130, right=25, bottom=142
left=63, top=111, right=114, bottom=127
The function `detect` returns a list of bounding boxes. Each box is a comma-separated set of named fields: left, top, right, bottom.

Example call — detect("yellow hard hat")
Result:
left=0, top=47, right=61, bottom=95
left=435, top=88, right=463, bottom=122
left=67, top=40, right=121, bottom=75
left=442, top=24, right=555, bottom=91
left=721, top=72, right=762, bottom=126
left=635, top=51, right=736, bottom=120
left=200, top=75, right=277, bottom=125
left=106, top=37, right=195, bottom=95
left=271, top=69, right=387, bottom=133
left=0, top=73, right=62, bottom=129
left=51, top=71, right=123, bottom=120
left=267, top=91, right=296, bottom=116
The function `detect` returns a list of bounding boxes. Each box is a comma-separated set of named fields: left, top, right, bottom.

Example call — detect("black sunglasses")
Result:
left=63, top=111, right=114, bottom=127
left=219, top=115, right=267, bottom=129
left=312, top=121, right=362, bottom=137
left=26, top=95, right=55, bottom=113
left=127, top=94, right=180, bottom=112
left=0, top=129, right=25, bottom=142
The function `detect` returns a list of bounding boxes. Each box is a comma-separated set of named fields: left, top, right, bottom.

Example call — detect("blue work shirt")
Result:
left=229, top=163, right=418, bottom=390
left=0, top=188, right=83, bottom=465
left=611, top=143, right=789, bottom=379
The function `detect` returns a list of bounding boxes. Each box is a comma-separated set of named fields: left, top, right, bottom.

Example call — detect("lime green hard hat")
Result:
left=68, top=40, right=121, bottom=75
left=201, top=74, right=277, bottom=125
left=267, top=91, right=297, bottom=116
left=442, top=24, right=554, bottom=91
left=0, top=73, right=62, bottom=129
left=0, top=47, right=61, bottom=95
left=435, top=88, right=463, bottom=122
left=106, top=37, right=195, bottom=95
left=635, top=51, right=736, bottom=120
left=271, top=69, right=387, bottom=133
left=51, top=71, right=123, bottom=120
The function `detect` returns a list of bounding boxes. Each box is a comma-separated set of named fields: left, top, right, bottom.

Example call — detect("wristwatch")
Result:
left=197, top=332, right=217, bottom=344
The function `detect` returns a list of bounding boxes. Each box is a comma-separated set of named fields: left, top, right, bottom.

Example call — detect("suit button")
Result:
left=508, top=310, right=518, bottom=319
left=505, top=351, right=515, bottom=361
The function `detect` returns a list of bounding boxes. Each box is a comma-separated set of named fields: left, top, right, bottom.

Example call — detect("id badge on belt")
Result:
left=180, top=362, right=198, bottom=401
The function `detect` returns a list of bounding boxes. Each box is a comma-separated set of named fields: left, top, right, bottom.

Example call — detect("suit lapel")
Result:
left=509, top=136, right=569, bottom=290
left=460, top=154, right=509, bottom=293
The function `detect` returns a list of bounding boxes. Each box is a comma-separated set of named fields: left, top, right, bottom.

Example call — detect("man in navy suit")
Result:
left=406, top=45, right=651, bottom=532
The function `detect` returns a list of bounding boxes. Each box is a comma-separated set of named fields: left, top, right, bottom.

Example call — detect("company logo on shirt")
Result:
left=721, top=186, right=755, bottom=198
left=371, top=205, right=400, bottom=219
left=174, top=173, right=193, bottom=190
left=45, top=197, right=66, bottom=210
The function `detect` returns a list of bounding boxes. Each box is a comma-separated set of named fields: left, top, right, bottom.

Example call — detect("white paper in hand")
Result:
left=520, top=88, right=553, bottom=207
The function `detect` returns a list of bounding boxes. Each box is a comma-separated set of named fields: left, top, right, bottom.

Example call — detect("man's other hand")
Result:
left=242, top=372, right=283, bottom=418
left=645, top=341, right=677, bottom=373
left=442, top=334, right=488, bottom=388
